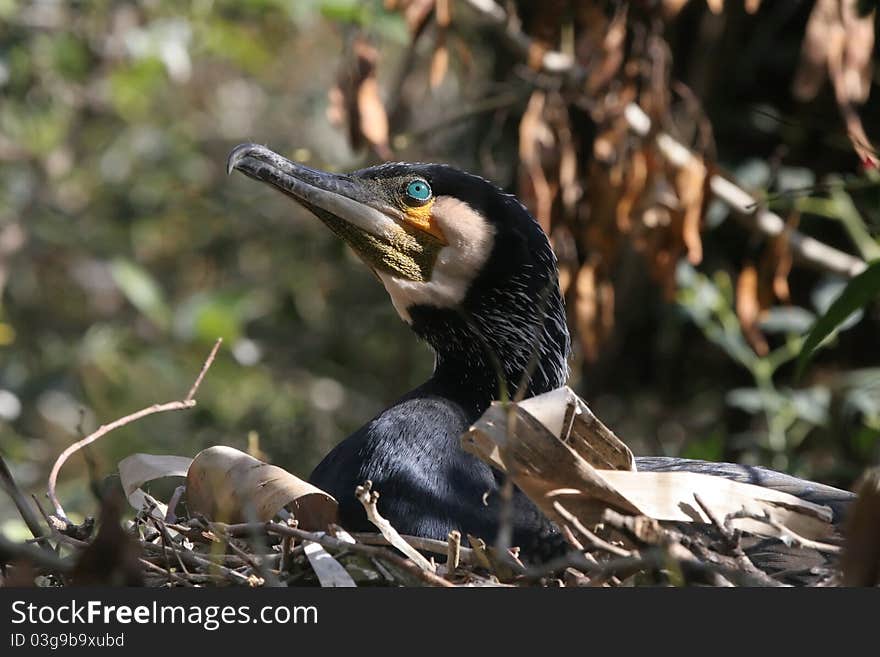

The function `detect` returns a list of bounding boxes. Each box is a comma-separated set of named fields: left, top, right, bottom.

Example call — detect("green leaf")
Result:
left=110, top=258, right=171, bottom=330
left=798, top=260, right=880, bottom=375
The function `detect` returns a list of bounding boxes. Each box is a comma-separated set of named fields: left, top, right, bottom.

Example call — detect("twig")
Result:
left=215, top=519, right=284, bottom=588
left=355, top=481, right=437, bottom=572
left=0, top=533, right=73, bottom=574
left=280, top=518, right=297, bottom=573
left=601, top=509, right=783, bottom=587
left=522, top=543, right=771, bottom=587
left=466, top=534, right=493, bottom=570
left=0, top=454, right=50, bottom=547
left=446, top=530, right=461, bottom=572
left=148, top=514, right=189, bottom=576
left=164, top=485, right=186, bottom=524
left=552, top=501, right=632, bottom=558
left=139, top=558, right=193, bottom=587
left=31, top=493, right=69, bottom=538
left=348, top=530, right=475, bottom=564
left=693, top=494, right=783, bottom=587
left=47, top=339, right=222, bottom=522
left=185, top=338, right=223, bottom=402
left=217, top=521, right=454, bottom=587
left=460, top=0, right=868, bottom=279
left=726, top=509, right=843, bottom=555
left=140, top=541, right=257, bottom=585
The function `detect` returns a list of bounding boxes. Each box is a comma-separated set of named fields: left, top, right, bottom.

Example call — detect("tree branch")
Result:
left=47, top=339, right=222, bottom=522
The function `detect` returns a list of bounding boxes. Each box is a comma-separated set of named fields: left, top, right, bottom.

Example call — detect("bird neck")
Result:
left=409, top=292, right=570, bottom=417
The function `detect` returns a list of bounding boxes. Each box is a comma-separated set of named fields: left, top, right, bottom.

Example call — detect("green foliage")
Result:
left=798, top=260, right=880, bottom=375
left=110, top=259, right=172, bottom=331
left=0, top=2, right=427, bottom=522
left=676, top=260, right=876, bottom=470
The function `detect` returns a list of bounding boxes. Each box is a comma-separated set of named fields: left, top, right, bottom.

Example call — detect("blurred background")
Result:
left=1, top=0, right=878, bottom=531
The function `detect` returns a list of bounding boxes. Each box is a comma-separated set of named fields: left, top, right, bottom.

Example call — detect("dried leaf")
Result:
left=518, top=90, right=557, bottom=233
left=518, top=387, right=635, bottom=471
left=673, top=156, right=707, bottom=265
left=118, top=453, right=192, bottom=500
left=356, top=78, right=391, bottom=157
left=616, top=148, right=648, bottom=232
left=303, top=541, right=357, bottom=587
left=587, top=7, right=627, bottom=94
left=118, top=453, right=192, bottom=522
left=559, top=127, right=581, bottom=215
left=736, top=263, right=769, bottom=356
left=793, top=0, right=836, bottom=102
left=403, top=0, right=435, bottom=37
left=762, top=211, right=798, bottom=303
left=840, top=0, right=875, bottom=104
left=326, top=85, right=346, bottom=127
left=574, top=262, right=600, bottom=362
left=429, top=42, right=449, bottom=89
left=463, top=388, right=837, bottom=543
left=334, top=37, right=392, bottom=158
left=186, top=446, right=338, bottom=530
left=435, top=0, right=450, bottom=27
left=793, top=0, right=877, bottom=165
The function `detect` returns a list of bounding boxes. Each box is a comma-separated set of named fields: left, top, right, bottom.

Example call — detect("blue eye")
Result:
left=405, top=179, right=432, bottom=204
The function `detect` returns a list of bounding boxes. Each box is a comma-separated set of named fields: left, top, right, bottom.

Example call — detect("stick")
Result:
left=348, top=530, right=475, bottom=564
left=0, top=533, right=73, bottom=574
left=692, top=494, right=783, bottom=587
left=552, top=501, right=632, bottom=558
left=0, top=454, right=50, bottom=547
left=355, top=480, right=437, bottom=572
left=726, top=509, right=843, bottom=555
left=216, top=521, right=454, bottom=587
left=446, top=530, right=461, bottom=572
left=185, top=339, right=223, bottom=402
left=47, top=339, right=222, bottom=522
left=460, top=0, right=868, bottom=279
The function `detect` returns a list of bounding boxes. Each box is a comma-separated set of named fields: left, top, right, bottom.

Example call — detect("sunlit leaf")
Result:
left=798, top=260, right=880, bottom=374
left=109, top=258, right=171, bottom=330
left=759, top=306, right=816, bottom=335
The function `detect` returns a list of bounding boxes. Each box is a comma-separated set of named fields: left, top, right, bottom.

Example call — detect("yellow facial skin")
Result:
left=402, top=198, right=448, bottom=245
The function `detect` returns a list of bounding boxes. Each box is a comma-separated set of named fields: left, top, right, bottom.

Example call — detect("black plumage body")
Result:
left=309, top=380, right=558, bottom=553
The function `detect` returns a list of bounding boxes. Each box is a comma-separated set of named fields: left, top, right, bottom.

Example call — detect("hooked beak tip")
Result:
left=227, top=142, right=259, bottom=176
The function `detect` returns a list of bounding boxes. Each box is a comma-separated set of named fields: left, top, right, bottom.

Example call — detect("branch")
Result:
left=461, top=0, right=868, bottom=279
left=348, top=530, right=475, bottom=565
left=0, top=454, right=49, bottom=546
left=47, top=339, right=222, bottom=522
left=0, top=533, right=73, bottom=575
left=725, top=509, right=843, bottom=555
left=552, top=501, right=632, bottom=558
left=266, top=522, right=453, bottom=587
left=355, top=480, right=437, bottom=572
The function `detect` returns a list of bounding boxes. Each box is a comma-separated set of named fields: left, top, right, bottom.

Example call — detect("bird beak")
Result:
left=226, top=143, right=402, bottom=243
left=227, top=144, right=445, bottom=283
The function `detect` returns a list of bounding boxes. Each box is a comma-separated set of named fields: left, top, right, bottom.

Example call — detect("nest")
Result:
left=2, top=340, right=877, bottom=588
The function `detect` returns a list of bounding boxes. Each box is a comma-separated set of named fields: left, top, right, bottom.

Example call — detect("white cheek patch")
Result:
left=377, top=196, right=496, bottom=323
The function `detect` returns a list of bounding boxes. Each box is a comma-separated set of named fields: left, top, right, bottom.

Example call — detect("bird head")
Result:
left=228, top=144, right=570, bottom=404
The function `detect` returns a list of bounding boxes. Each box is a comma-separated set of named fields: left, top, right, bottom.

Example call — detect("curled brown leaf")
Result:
left=736, top=263, right=769, bottom=356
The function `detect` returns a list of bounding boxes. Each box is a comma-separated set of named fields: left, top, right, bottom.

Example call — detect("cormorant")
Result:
left=227, top=144, right=853, bottom=561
